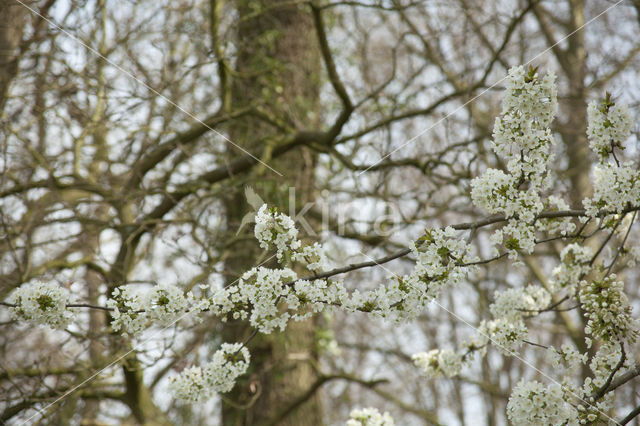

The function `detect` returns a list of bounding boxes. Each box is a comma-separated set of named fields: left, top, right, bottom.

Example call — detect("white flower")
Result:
left=479, top=318, right=527, bottom=355
left=144, top=284, right=192, bottom=327
left=501, top=219, right=536, bottom=258
left=628, top=246, right=640, bottom=267
left=8, top=281, right=74, bottom=329
left=237, top=267, right=297, bottom=333
left=490, top=285, right=551, bottom=322
left=169, top=343, right=250, bottom=402
left=587, top=96, right=633, bottom=160
left=107, top=284, right=202, bottom=335
left=550, top=243, right=592, bottom=293
left=412, top=349, right=463, bottom=378
left=583, top=163, right=640, bottom=217
left=507, top=380, right=579, bottom=425
left=346, top=407, right=395, bottom=426
left=253, top=205, right=329, bottom=273
left=107, top=286, right=147, bottom=334
left=471, top=168, right=518, bottom=216
left=254, top=204, right=299, bottom=261
left=501, top=66, right=558, bottom=128
left=493, top=66, right=557, bottom=183
left=579, top=274, right=637, bottom=343
left=213, top=267, right=346, bottom=333
left=536, top=195, right=576, bottom=236
left=545, top=344, right=587, bottom=372
left=471, top=67, right=557, bottom=231
left=292, top=242, right=328, bottom=272
left=348, top=227, right=476, bottom=321
left=586, top=342, right=624, bottom=392
left=167, top=365, right=209, bottom=402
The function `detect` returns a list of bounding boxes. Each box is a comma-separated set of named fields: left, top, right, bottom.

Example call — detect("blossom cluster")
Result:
left=168, top=209, right=477, bottom=399
left=550, top=243, right=592, bottom=294
left=107, top=284, right=208, bottom=335
left=506, top=380, right=579, bottom=425
left=7, top=281, right=74, bottom=329
left=208, top=225, right=476, bottom=333
left=346, top=407, right=395, bottom=426
left=489, top=285, right=551, bottom=322
left=346, top=227, right=476, bottom=321
left=411, top=285, right=551, bottom=379
left=490, top=219, right=537, bottom=259
left=168, top=343, right=250, bottom=402
left=405, top=227, right=476, bottom=298
left=494, top=65, right=558, bottom=181
left=255, top=204, right=299, bottom=260
left=545, top=344, right=587, bottom=373
left=211, top=266, right=346, bottom=333
left=506, top=342, right=628, bottom=425
left=477, top=317, right=527, bottom=355
left=412, top=349, right=463, bottom=378
left=535, top=195, right=576, bottom=237
left=255, top=204, right=327, bottom=271
left=583, top=93, right=639, bottom=218
left=471, top=66, right=559, bottom=258
left=574, top=342, right=629, bottom=422
left=586, top=94, right=633, bottom=160
left=411, top=68, right=640, bottom=424
left=583, top=162, right=640, bottom=217
left=470, top=171, right=544, bottom=224
left=473, top=285, right=549, bottom=356
left=579, top=274, right=637, bottom=344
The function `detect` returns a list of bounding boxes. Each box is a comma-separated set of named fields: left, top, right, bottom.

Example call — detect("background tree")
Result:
left=1, top=0, right=640, bottom=425
left=219, top=1, right=322, bottom=424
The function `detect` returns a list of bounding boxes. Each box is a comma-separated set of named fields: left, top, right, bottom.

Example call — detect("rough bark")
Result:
left=560, top=0, right=590, bottom=206
left=0, top=0, right=29, bottom=113
left=220, top=1, right=322, bottom=425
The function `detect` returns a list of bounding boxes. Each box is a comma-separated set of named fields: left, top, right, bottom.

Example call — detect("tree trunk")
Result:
left=0, top=0, right=30, bottom=113
left=219, top=1, right=322, bottom=425
left=560, top=0, right=590, bottom=206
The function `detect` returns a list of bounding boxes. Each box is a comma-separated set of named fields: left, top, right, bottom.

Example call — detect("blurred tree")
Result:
left=0, top=0, right=640, bottom=425
left=218, top=0, right=322, bottom=424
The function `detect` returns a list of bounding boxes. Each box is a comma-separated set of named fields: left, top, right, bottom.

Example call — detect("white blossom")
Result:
left=254, top=204, right=329, bottom=273
left=501, top=219, right=536, bottom=258
left=345, top=227, right=476, bottom=321
left=492, top=65, right=557, bottom=185
left=107, top=284, right=204, bottom=335
left=550, top=243, right=592, bottom=293
left=254, top=204, right=300, bottom=261
left=580, top=274, right=637, bottom=343
left=545, top=344, right=587, bottom=372
left=507, top=380, right=579, bottom=425
left=536, top=195, right=576, bottom=236
left=231, top=267, right=297, bottom=333
left=583, top=163, right=640, bottom=217
left=479, top=318, right=527, bottom=355
left=412, top=349, right=463, bottom=378
left=501, top=66, right=558, bottom=128
left=144, top=284, right=193, bottom=327
left=213, top=267, right=346, bottom=333
left=585, top=342, right=622, bottom=393
left=8, top=281, right=74, bottom=329
left=346, top=407, right=395, bottom=426
left=627, top=246, right=640, bottom=267
left=587, top=96, right=633, bottom=160
left=471, top=168, right=518, bottom=215
left=472, top=66, right=557, bottom=237
left=169, top=343, right=250, bottom=402
left=107, top=286, right=147, bottom=334
left=490, top=284, right=551, bottom=322
left=292, top=242, right=328, bottom=272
